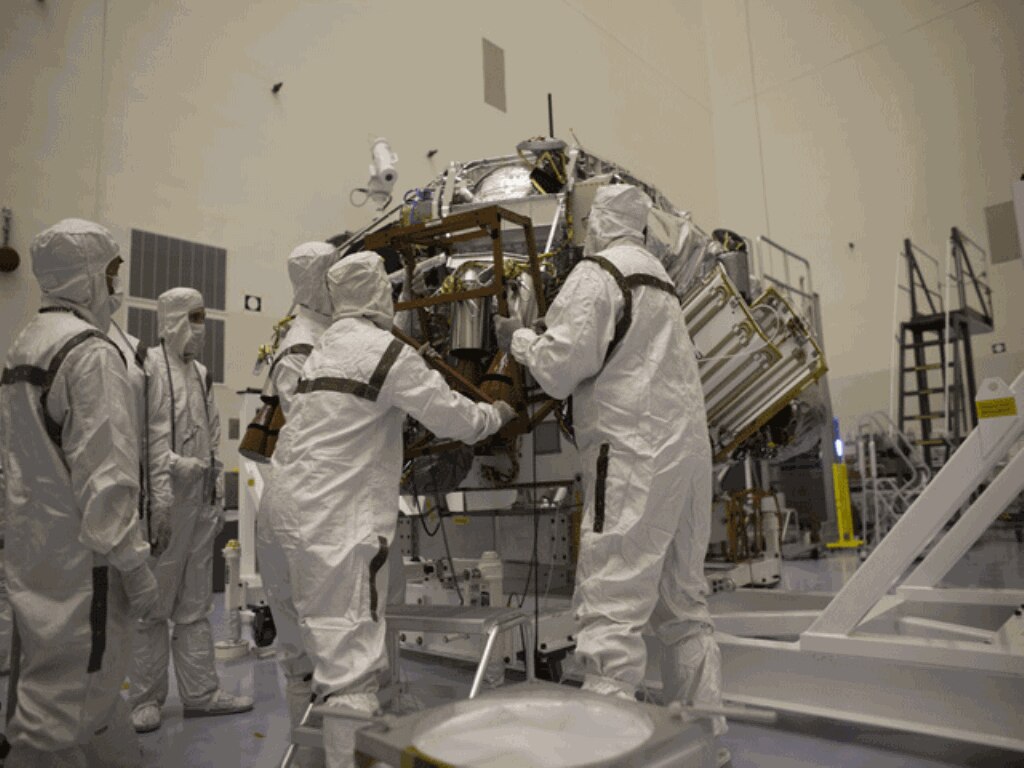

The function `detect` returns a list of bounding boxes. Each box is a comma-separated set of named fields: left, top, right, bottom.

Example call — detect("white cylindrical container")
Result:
left=214, top=540, right=249, bottom=659
left=477, top=551, right=503, bottom=608
left=222, top=540, right=242, bottom=642
left=477, top=551, right=506, bottom=687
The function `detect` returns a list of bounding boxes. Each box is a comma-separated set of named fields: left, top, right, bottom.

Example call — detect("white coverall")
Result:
left=255, top=241, right=336, bottom=767
left=0, top=463, right=10, bottom=676
left=261, top=252, right=507, bottom=768
left=108, top=315, right=174, bottom=554
left=0, top=219, right=155, bottom=767
left=130, top=288, right=249, bottom=722
left=508, top=186, right=725, bottom=729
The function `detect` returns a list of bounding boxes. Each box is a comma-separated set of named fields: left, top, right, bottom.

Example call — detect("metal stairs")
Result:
left=895, top=228, right=994, bottom=471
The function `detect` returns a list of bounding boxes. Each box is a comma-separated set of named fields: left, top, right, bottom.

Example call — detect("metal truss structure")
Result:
left=715, top=370, right=1024, bottom=751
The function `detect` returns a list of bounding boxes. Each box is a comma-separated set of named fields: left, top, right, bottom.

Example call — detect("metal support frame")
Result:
left=716, top=370, right=1024, bottom=751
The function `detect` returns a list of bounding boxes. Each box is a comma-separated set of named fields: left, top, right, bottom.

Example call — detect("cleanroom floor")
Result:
left=0, top=524, right=1020, bottom=767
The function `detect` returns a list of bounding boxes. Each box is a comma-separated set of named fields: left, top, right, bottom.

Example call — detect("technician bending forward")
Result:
left=496, top=185, right=726, bottom=734
left=261, top=252, right=514, bottom=768
left=129, top=288, right=253, bottom=732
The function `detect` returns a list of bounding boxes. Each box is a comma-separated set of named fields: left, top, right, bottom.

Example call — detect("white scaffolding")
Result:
left=716, top=370, right=1024, bottom=751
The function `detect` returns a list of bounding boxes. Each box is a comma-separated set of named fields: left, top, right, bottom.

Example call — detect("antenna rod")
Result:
left=547, top=93, right=554, bottom=138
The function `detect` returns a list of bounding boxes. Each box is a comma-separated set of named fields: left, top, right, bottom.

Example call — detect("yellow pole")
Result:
left=827, top=463, right=864, bottom=549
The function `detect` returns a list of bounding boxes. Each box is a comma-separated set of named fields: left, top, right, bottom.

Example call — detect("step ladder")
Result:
left=280, top=604, right=536, bottom=767
left=894, top=231, right=993, bottom=472
left=897, top=314, right=971, bottom=469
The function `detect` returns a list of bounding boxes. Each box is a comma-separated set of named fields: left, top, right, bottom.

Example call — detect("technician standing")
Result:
left=261, top=252, right=514, bottom=768
left=256, top=240, right=337, bottom=768
left=496, top=185, right=725, bottom=733
left=129, top=287, right=253, bottom=732
left=0, top=219, right=159, bottom=766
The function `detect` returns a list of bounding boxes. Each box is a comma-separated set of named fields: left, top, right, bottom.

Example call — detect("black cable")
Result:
left=517, top=549, right=535, bottom=609
left=417, top=508, right=441, bottom=538
left=532, top=405, right=540, bottom=663
left=436, top=496, right=464, bottom=606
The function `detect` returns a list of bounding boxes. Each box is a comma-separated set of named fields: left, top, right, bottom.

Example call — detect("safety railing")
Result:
left=949, top=227, right=994, bottom=327
left=754, top=235, right=818, bottom=331
left=852, top=411, right=932, bottom=547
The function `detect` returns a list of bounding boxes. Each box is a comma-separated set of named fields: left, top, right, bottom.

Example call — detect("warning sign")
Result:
left=976, top=397, right=1018, bottom=420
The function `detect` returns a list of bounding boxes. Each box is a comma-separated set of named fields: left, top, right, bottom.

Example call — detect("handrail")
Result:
left=950, top=227, right=992, bottom=323
left=756, top=235, right=814, bottom=296
left=904, top=238, right=941, bottom=316
left=854, top=411, right=932, bottom=546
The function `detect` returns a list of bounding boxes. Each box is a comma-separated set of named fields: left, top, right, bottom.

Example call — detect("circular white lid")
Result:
left=411, top=694, right=654, bottom=767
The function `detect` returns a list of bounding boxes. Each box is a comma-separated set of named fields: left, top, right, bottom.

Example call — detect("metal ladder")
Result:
left=894, top=230, right=994, bottom=471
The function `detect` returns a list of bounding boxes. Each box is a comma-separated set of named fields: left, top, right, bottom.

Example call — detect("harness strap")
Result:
left=296, top=339, right=404, bottom=403
left=580, top=255, right=679, bottom=365
left=263, top=343, right=315, bottom=405
left=1, top=329, right=124, bottom=448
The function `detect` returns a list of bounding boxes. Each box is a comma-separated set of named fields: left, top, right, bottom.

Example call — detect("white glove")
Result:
left=493, top=401, right=517, bottom=426
left=172, top=455, right=208, bottom=483
left=150, top=505, right=173, bottom=558
left=417, top=341, right=441, bottom=362
left=493, top=316, right=523, bottom=353
left=411, top=255, right=447, bottom=296
left=121, top=563, right=160, bottom=620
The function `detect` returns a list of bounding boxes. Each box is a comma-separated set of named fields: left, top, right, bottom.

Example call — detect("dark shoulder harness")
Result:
left=580, top=255, right=679, bottom=364
left=1, top=325, right=126, bottom=448
left=296, top=338, right=404, bottom=402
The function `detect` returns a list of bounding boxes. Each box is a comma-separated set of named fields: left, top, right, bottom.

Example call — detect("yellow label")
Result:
left=247, top=478, right=255, bottom=487
left=976, top=397, right=1018, bottom=420
left=452, top=515, right=470, bottom=526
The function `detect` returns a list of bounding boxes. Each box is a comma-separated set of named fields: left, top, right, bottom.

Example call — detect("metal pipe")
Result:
left=758, top=235, right=811, bottom=268
left=869, top=435, right=880, bottom=546
left=944, top=237, right=953, bottom=435
left=857, top=435, right=869, bottom=547
left=890, top=250, right=904, bottom=425
left=470, top=628, right=501, bottom=699
left=761, top=274, right=813, bottom=300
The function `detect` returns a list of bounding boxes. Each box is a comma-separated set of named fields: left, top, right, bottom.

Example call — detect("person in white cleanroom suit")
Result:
left=108, top=285, right=174, bottom=561
left=255, top=240, right=338, bottom=768
left=129, top=287, right=253, bottom=732
left=496, top=185, right=725, bottom=733
left=0, top=462, right=11, bottom=677
left=0, top=218, right=160, bottom=767
left=261, top=252, right=515, bottom=768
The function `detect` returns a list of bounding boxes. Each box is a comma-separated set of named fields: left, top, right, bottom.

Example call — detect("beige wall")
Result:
left=5, top=1, right=1021, bottom=453
left=1, top=0, right=715, bottom=468
left=0, top=1, right=107, bottom=368
left=704, top=0, right=1024, bottom=433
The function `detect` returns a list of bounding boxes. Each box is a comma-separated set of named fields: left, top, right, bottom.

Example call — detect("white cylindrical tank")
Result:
left=477, top=550, right=503, bottom=608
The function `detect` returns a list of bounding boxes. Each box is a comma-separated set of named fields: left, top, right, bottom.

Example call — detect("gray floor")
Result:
left=2, top=524, right=1021, bottom=766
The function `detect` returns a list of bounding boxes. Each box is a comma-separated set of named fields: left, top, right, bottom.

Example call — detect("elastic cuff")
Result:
left=106, top=528, right=150, bottom=572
